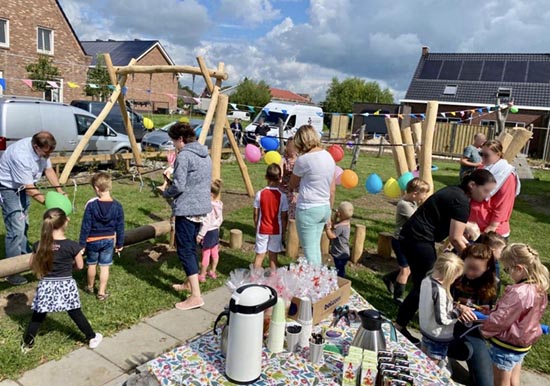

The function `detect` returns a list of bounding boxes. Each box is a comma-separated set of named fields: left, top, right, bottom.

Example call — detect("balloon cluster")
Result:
left=364, top=171, right=416, bottom=198
left=226, top=258, right=340, bottom=305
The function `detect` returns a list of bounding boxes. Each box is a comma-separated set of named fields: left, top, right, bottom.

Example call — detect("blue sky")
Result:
left=58, top=0, right=550, bottom=102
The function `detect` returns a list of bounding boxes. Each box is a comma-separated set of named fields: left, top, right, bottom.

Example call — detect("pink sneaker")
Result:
left=208, top=271, right=218, bottom=279
left=198, top=274, right=206, bottom=282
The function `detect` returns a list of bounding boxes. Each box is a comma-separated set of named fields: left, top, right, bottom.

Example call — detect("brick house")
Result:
left=402, top=47, right=550, bottom=158
left=270, top=87, right=312, bottom=104
left=0, top=0, right=91, bottom=102
left=81, top=40, right=178, bottom=113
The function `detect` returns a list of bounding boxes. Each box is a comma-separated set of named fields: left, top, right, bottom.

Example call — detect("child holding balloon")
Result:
left=383, top=177, right=430, bottom=304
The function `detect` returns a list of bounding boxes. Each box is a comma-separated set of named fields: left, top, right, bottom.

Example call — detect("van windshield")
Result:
left=255, top=111, right=286, bottom=126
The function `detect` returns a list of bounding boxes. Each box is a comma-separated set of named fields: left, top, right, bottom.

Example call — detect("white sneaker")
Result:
left=89, top=333, right=103, bottom=349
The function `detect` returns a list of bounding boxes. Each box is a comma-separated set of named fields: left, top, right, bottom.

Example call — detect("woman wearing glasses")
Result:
left=469, top=140, right=520, bottom=239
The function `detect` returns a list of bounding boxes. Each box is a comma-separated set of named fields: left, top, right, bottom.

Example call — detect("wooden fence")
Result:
left=432, top=123, right=491, bottom=156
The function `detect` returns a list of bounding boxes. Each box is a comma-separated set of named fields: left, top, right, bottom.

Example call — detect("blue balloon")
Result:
left=260, top=136, right=279, bottom=151
left=365, top=173, right=383, bottom=194
left=432, top=165, right=439, bottom=172
left=398, top=171, right=414, bottom=191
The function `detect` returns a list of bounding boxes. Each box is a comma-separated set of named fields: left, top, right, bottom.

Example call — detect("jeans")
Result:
left=0, top=188, right=31, bottom=258
left=175, top=216, right=201, bottom=276
left=466, top=334, right=495, bottom=385
left=396, top=239, right=437, bottom=327
left=86, top=238, right=115, bottom=266
left=295, top=204, right=331, bottom=266
left=333, top=257, right=349, bottom=278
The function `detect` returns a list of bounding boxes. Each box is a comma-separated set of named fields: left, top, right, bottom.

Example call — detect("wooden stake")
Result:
left=287, top=219, right=299, bottom=258
left=321, top=232, right=330, bottom=256
left=59, top=72, right=129, bottom=184
left=503, top=127, right=533, bottom=162
left=198, top=86, right=220, bottom=144
left=351, top=224, right=366, bottom=264
left=385, top=117, right=409, bottom=177
left=215, top=62, right=225, bottom=88
left=498, top=131, right=514, bottom=154
left=223, top=122, right=255, bottom=197
left=197, top=56, right=215, bottom=95
left=377, top=232, right=393, bottom=259
left=104, top=55, right=143, bottom=173
left=114, top=64, right=228, bottom=80
left=230, top=229, right=243, bottom=249
left=211, top=94, right=228, bottom=180
left=420, top=101, right=438, bottom=195
left=411, top=122, right=422, bottom=148
left=401, top=126, right=416, bottom=172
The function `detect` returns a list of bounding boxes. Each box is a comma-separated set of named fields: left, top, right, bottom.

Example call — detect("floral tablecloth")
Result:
left=148, top=291, right=454, bottom=385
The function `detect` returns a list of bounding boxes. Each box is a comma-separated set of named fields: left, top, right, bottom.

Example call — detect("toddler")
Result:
left=197, top=179, right=223, bottom=282
left=326, top=201, right=354, bottom=278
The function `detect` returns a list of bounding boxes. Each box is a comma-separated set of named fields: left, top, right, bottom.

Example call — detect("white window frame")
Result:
left=37, top=27, right=54, bottom=55
left=443, top=84, right=458, bottom=95
left=0, top=18, right=9, bottom=48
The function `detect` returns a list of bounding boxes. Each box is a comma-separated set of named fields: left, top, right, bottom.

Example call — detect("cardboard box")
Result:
left=288, top=277, right=351, bottom=325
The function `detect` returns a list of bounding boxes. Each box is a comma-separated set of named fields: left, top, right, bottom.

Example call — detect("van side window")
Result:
left=75, top=115, right=108, bottom=136
left=286, top=115, right=296, bottom=130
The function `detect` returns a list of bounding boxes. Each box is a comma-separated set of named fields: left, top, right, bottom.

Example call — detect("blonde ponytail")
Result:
left=502, top=243, right=549, bottom=292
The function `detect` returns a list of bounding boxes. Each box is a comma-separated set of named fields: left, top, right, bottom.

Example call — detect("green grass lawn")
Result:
left=0, top=152, right=549, bottom=380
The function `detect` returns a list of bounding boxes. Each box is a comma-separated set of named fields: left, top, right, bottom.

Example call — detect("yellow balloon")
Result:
left=143, top=117, right=154, bottom=129
left=383, top=177, right=401, bottom=199
left=179, top=116, right=190, bottom=123
left=264, top=151, right=282, bottom=165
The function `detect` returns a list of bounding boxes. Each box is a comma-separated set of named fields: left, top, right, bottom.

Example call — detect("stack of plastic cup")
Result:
left=297, top=297, right=313, bottom=349
left=267, top=298, right=286, bottom=353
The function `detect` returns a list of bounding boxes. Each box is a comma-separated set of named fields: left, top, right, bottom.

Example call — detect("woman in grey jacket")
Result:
left=162, top=122, right=212, bottom=310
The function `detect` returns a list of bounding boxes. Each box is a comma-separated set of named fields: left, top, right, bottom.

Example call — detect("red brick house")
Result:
left=270, top=87, right=312, bottom=104
left=81, top=40, right=179, bottom=113
left=0, top=0, right=91, bottom=102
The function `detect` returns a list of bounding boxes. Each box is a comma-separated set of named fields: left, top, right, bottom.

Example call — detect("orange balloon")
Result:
left=341, top=169, right=358, bottom=189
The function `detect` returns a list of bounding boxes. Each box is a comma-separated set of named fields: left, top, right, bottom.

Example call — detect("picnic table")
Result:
left=148, top=290, right=455, bottom=385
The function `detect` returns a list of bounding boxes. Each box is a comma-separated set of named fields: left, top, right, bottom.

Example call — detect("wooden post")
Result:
left=503, top=127, right=533, bottom=162
left=385, top=117, right=409, bottom=177
left=230, top=229, right=243, bottom=249
left=321, top=232, right=330, bottom=256
left=223, top=123, right=255, bottom=197
left=377, top=232, right=393, bottom=258
left=287, top=219, right=299, bottom=258
left=411, top=122, right=422, bottom=149
left=59, top=72, right=129, bottom=184
left=197, top=56, right=215, bottom=93
left=114, top=64, right=228, bottom=80
left=198, top=86, right=220, bottom=145
left=376, top=135, right=384, bottom=158
left=215, top=62, right=225, bottom=88
left=104, top=55, right=143, bottom=173
left=350, top=124, right=364, bottom=170
left=420, top=101, right=438, bottom=195
left=351, top=224, right=366, bottom=264
left=401, top=126, right=416, bottom=172
left=498, top=131, right=514, bottom=154
left=211, top=94, right=228, bottom=180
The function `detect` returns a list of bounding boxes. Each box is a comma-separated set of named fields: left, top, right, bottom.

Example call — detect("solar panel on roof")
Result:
left=419, top=60, right=442, bottom=79
left=438, top=61, right=462, bottom=80
left=459, top=61, right=483, bottom=81
left=481, top=61, right=505, bottom=81
left=527, top=61, right=550, bottom=83
left=503, top=61, right=527, bottom=82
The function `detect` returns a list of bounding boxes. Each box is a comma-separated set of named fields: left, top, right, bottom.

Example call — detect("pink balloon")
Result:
left=412, top=170, right=419, bottom=177
left=245, top=144, right=262, bottom=163
left=334, top=166, right=344, bottom=185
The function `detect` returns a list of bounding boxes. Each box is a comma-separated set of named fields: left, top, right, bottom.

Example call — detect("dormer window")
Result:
left=443, top=84, right=457, bottom=95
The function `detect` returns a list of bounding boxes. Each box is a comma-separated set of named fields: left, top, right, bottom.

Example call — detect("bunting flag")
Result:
left=67, top=81, right=79, bottom=88
left=282, top=109, right=288, bottom=115
left=450, top=112, right=456, bottom=116
left=263, top=107, right=270, bottom=115
left=193, top=97, right=201, bottom=104
left=0, top=78, right=5, bottom=91
left=166, top=92, right=176, bottom=100
left=347, top=113, right=353, bottom=118
left=398, top=114, right=403, bottom=119
left=420, top=113, right=426, bottom=119
left=122, top=86, right=128, bottom=96
left=410, top=114, right=417, bottom=119
left=373, top=110, right=381, bottom=116
left=230, top=103, right=237, bottom=110
left=145, top=89, right=151, bottom=94
left=361, top=112, right=369, bottom=117
left=385, top=114, right=391, bottom=118
left=107, top=85, right=115, bottom=91
left=22, top=79, right=33, bottom=88
left=88, top=83, right=99, bottom=89
left=47, top=81, right=59, bottom=88
left=441, top=112, right=446, bottom=118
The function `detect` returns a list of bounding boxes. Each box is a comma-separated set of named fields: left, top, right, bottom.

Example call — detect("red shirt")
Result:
left=254, top=187, right=289, bottom=235
left=469, top=173, right=517, bottom=237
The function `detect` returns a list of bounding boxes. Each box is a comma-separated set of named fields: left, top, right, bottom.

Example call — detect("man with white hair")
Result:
left=459, top=132, right=486, bottom=181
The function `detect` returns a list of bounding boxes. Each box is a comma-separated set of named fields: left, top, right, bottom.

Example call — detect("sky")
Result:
left=58, top=0, right=550, bottom=103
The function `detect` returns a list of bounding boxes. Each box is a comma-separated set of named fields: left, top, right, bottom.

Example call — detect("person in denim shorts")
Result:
left=79, top=172, right=124, bottom=301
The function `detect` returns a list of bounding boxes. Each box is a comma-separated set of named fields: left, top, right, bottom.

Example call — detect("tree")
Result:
left=25, top=55, right=60, bottom=92
left=85, top=55, right=111, bottom=101
left=322, top=77, right=394, bottom=113
left=229, top=78, right=271, bottom=109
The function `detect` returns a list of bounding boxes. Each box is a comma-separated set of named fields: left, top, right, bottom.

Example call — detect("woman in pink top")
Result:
left=469, top=140, right=520, bottom=238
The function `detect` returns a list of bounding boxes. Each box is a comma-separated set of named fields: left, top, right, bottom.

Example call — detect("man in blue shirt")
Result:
left=0, top=131, right=66, bottom=285
left=459, top=133, right=486, bottom=181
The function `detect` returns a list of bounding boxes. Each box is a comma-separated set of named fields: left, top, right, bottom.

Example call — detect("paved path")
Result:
left=1, top=286, right=548, bottom=386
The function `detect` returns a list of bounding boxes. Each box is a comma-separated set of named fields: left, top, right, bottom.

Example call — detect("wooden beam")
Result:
left=503, top=127, right=533, bottom=162
left=419, top=101, right=439, bottom=196
left=385, top=117, right=409, bottom=177
left=197, top=56, right=215, bottom=94
left=401, top=126, right=416, bottom=172
left=198, top=86, right=220, bottom=144
left=114, top=64, right=228, bottom=80
left=223, top=118, right=255, bottom=197
left=351, top=224, right=366, bottom=264
left=211, top=94, right=228, bottom=180
left=498, top=131, right=514, bottom=154
left=215, top=62, right=225, bottom=88
left=104, top=55, right=143, bottom=173
left=59, top=73, right=129, bottom=184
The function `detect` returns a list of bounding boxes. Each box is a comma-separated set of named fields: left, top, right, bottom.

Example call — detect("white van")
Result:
left=243, top=102, right=324, bottom=144
left=227, top=110, right=251, bottom=121
left=0, top=97, right=132, bottom=157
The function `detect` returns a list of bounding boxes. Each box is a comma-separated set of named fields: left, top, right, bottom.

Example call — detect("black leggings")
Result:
left=395, top=240, right=437, bottom=328
left=24, top=308, right=95, bottom=345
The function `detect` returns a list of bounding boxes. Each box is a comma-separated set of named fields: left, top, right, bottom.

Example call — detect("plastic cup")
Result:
left=286, top=325, right=302, bottom=353
left=309, top=341, right=325, bottom=364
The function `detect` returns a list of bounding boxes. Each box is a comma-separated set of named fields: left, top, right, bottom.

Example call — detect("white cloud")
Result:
left=219, top=0, right=282, bottom=26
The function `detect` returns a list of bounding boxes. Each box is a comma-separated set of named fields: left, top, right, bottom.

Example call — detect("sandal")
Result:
left=83, top=286, right=94, bottom=295
left=208, top=271, right=218, bottom=279
left=97, top=293, right=110, bottom=301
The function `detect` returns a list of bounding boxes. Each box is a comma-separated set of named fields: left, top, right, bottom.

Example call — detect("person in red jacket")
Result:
left=469, top=140, right=520, bottom=239
left=481, top=243, right=549, bottom=386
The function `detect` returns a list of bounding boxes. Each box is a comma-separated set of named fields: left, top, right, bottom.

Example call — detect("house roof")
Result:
left=270, top=87, right=311, bottom=103
left=403, top=51, right=550, bottom=110
left=80, top=40, right=176, bottom=67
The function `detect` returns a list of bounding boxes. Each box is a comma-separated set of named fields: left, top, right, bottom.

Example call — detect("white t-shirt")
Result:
left=292, top=150, right=335, bottom=209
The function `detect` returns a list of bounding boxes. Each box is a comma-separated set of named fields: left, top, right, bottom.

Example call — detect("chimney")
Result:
left=422, top=46, right=430, bottom=56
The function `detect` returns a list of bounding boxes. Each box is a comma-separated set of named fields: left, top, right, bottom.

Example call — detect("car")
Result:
left=141, top=119, right=231, bottom=157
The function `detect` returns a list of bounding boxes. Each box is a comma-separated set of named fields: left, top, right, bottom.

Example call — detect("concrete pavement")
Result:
left=1, top=286, right=549, bottom=386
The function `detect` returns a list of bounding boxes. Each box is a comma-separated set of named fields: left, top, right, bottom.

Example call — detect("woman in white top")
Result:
left=289, top=125, right=336, bottom=265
